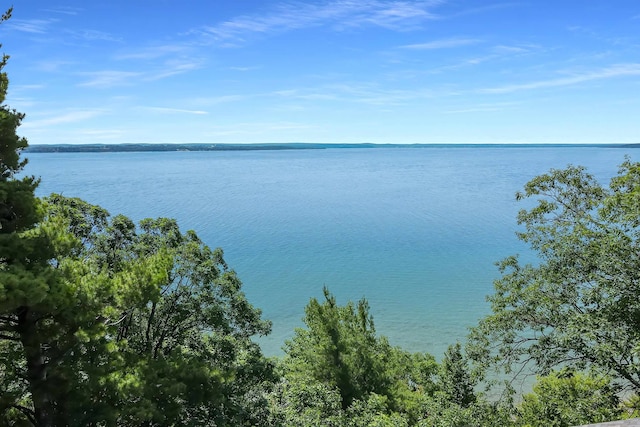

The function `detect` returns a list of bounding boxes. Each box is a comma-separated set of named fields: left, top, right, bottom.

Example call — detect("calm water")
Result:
left=24, top=146, right=636, bottom=357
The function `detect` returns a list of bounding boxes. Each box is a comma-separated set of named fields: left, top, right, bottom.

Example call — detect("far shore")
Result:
left=24, top=142, right=640, bottom=153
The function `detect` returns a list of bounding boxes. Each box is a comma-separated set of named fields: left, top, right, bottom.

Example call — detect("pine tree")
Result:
left=0, top=8, right=65, bottom=426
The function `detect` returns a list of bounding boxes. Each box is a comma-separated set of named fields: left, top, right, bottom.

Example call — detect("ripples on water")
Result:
left=26, top=146, right=635, bottom=357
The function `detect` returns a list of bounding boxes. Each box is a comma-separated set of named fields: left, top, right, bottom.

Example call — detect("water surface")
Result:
left=25, top=146, right=635, bottom=357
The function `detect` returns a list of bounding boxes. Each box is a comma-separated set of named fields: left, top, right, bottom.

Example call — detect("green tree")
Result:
left=516, top=370, right=621, bottom=427
left=469, top=161, right=640, bottom=393
left=267, top=373, right=344, bottom=426
left=273, top=288, right=440, bottom=425
left=417, top=398, right=512, bottom=427
left=438, top=343, right=476, bottom=408
left=283, top=287, right=395, bottom=409
left=418, top=343, right=512, bottom=427
left=0, top=8, right=67, bottom=425
left=43, top=196, right=275, bottom=426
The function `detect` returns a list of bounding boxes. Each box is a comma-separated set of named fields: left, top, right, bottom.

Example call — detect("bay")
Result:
left=24, top=146, right=636, bottom=357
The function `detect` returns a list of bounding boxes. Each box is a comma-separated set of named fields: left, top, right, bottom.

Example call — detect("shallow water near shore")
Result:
left=25, top=145, right=637, bottom=357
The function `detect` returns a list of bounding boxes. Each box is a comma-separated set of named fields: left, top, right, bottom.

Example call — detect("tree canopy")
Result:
left=469, top=160, right=640, bottom=393
left=2, top=190, right=275, bottom=425
left=516, top=370, right=622, bottom=427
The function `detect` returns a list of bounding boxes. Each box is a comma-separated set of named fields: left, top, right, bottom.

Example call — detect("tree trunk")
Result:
left=16, top=307, right=55, bottom=427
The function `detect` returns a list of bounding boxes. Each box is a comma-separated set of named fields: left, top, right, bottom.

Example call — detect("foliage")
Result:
left=0, top=8, right=69, bottom=425
left=516, top=370, right=622, bottom=427
left=621, top=393, right=640, bottom=419
left=2, top=191, right=276, bottom=425
left=273, top=287, right=472, bottom=426
left=282, top=287, right=398, bottom=409
left=469, top=161, right=640, bottom=393
left=267, top=373, right=345, bottom=426
left=44, top=196, right=275, bottom=426
left=417, top=343, right=511, bottom=427
left=417, top=398, right=511, bottom=427
left=438, top=343, right=476, bottom=407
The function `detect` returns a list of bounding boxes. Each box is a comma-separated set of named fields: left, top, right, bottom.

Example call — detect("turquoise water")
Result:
left=24, top=146, right=636, bottom=357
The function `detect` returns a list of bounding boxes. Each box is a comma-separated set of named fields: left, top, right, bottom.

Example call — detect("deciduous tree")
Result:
left=469, top=161, right=640, bottom=393
left=43, top=196, right=275, bottom=426
left=516, top=370, right=621, bottom=427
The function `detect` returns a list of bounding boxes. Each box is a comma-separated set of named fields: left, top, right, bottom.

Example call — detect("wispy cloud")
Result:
left=491, top=44, right=537, bottom=54
left=400, top=38, right=481, bottom=49
left=140, top=107, right=208, bottom=115
left=229, top=65, right=262, bottom=72
left=77, top=71, right=141, bottom=88
left=9, top=97, right=37, bottom=109
left=449, top=2, right=521, bottom=18
left=78, top=61, right=201, bottom=88
left=41, top=6, right=82, bottom=16
left=193, top=0, right=443, bottom=45
left=272, top=83, right=438, bottom=106
left=479, top=63, right=640, bottom=94
left=204, top=121, right=313, bottom=137
left=7, top=18, right=57, bottom=34
left=189, top=94, right=250, bottom=106
left=35, top=60, right=75, bottom=73
left=77, top=129, right=125, bottom=140
left=12, top=84, right=46, bottom=92
left=116, top=44, right=194, bottom=60
left=444, top=101, right=519, bottom=113
left=66, top=29, right=123, bottom=43
left=22, top=110, right=104, bottom=128
left=146, top=61, right=202, bottom=80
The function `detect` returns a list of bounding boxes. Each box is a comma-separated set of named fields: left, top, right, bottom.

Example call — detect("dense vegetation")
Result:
left=2, top=10, right=640, bottom=426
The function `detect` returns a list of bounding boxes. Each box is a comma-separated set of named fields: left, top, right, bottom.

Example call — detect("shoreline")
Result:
left=24, top=142, right=640, bottom=153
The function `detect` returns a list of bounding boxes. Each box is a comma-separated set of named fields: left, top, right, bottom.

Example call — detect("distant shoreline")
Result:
left=24, top=143, right=639, bottom=153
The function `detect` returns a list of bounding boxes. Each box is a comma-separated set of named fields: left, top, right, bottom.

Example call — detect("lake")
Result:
left=24, top=145, right=637, bottom=357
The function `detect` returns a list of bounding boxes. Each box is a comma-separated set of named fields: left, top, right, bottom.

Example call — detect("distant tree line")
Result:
left=2, top=9, right=640, bottom=426
left=24, top=143, right=638, bottom=154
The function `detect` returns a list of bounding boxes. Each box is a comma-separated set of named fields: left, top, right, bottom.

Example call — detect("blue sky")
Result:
left=2, top=1, right=640, bottom=144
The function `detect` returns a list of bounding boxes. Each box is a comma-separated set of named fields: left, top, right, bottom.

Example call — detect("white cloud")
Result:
left=140, top=107, right=208, bottom=115
left=22, top=110, right=104, bottom=128
left=41, top=6, right=82, bottom=16
left=449, top=2, right=521, bottom=18
left=146, top=61, right=201, bottom=80
left=7, top=18, right=57, bottom=34
left=11, top=84, right=46, bottom=92
left=204, top=121, right=313, bottom=137
left=36, top=60, right=75, bottom=73
left=272, top=83, right=437, bottom=106
left=77, top=71, right=141, bottom=88
left=400, top=38, right=481, bottom=49
left=229, top=65, right=262, bottom=72
left=116, top=44, right=194, bottom=60
left=77, top=129, right=125, bottom=140
left=479, top=63, right=640, bottom=94
left=66, top=29, right=122, bottom=43
left=444, top=102, right=518, bottom=113
left=491, top=44, right=536, bottom=54
left=189, top=95, right=250, bottom=106
left=194, top=0, right=444, bottom=44
left=77, top=63, right=198, bottom=87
